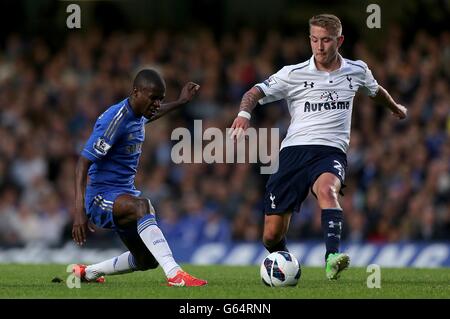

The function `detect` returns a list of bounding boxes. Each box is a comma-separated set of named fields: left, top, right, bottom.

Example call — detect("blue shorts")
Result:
left=85, top=189, right=159, bottom=269
left=85, top=188, right=140, bottom=231
left=264, top=145, right=347, bottom=215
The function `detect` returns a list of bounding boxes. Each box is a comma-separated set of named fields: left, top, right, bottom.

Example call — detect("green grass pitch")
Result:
left=0, top=264, right=449, bottom=299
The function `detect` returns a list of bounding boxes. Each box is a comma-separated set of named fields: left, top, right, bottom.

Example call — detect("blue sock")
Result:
left=264, top=237, right=289, bottom=253
left=321, top=209, right=343, bottom=261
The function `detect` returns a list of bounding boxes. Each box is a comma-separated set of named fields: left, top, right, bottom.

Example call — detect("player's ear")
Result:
left=337, top=35, right=344, bottom=48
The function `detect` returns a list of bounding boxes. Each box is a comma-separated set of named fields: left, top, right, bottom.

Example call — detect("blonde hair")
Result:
left=309, top=14, right=342, bottom=36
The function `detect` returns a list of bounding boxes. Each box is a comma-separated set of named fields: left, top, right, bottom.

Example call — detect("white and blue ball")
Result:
left=260, top=251, right=301, bottom=287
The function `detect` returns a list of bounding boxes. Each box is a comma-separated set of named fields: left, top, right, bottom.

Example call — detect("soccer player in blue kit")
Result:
left=231, top=14, right=407, bottom=280
left=73, top=69, right=207, bottom=286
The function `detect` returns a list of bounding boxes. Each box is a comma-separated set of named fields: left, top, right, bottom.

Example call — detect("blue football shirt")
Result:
left=81, top=98, right=147, bottom=197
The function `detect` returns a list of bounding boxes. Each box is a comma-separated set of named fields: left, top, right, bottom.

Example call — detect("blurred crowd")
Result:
left=0, top=26, right=448, bottom=247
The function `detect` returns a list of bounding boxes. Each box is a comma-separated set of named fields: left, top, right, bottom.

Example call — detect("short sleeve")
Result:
left=81, top=107, right=126, bottom=162
left=255, top=66, right=291, bottom=104
left=361, top=63, right=379, bottom=97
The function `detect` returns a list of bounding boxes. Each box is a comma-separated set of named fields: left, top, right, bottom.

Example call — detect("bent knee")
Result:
left=263, top=229, right=284, bottom=246
left=125, top=199, right=153, bottom=222
left=317, top=185, right=338, bottom=202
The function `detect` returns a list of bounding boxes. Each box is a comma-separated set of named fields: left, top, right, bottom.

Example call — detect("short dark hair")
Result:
left=309, top=14, right=342, bottom=36
left=133, top=69, right=165, bottom=90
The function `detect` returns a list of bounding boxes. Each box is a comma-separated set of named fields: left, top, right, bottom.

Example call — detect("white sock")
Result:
left=85, top=251, right=137, bottom=280
left=137, top=214, right=181, bottom=278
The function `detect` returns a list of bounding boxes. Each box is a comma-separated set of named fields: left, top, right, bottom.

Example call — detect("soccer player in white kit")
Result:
left=230, top=14, right=407, bottom=279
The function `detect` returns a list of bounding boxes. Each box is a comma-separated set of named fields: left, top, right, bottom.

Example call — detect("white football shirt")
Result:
left=255, top=55, right=379, bottom=153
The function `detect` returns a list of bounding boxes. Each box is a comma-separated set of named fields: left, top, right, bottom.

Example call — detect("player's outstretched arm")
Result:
left=73, top=156, right=93, bottom=246
left=230, top=86, right=265, bottom=140
left=146, top=82, right=200, bottom=122
left=371, top=85, right=407, bottom=120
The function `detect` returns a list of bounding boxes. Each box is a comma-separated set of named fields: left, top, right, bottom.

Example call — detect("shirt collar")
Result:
left=125, top=97, right=141, bottom=119
left=308, top=54, right=346, bottom=72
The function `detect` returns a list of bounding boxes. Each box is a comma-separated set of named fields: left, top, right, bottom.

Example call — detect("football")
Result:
left=260, top=251, right=301, bottom=287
